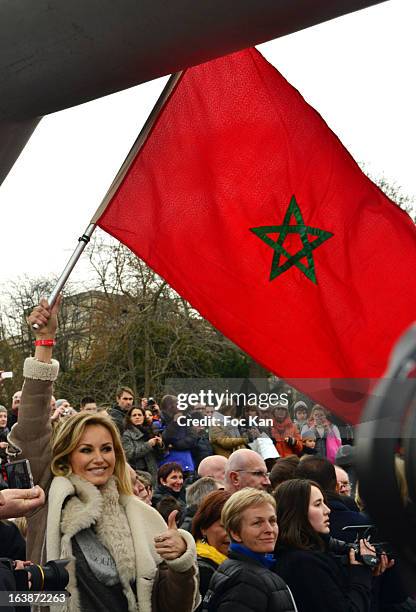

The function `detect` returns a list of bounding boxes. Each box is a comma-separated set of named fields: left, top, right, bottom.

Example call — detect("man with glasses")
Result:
left=224, top=448, right=271, bottom=493
left=334, top=465, right=351, bottom=497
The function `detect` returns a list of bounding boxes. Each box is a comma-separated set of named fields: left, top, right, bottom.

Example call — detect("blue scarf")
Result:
left=229, top=542, right=275, bottom=570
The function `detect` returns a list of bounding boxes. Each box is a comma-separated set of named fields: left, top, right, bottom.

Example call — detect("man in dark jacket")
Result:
left=107, top=386, right=135, bottom=434
left=161, top=412, right=198, bottom=474
left=189, top=411, right=214, bottom=470
left=295, top=456, right=366, bottom=542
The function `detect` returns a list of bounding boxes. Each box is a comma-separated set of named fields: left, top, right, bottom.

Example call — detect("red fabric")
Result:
left=97, top=48, right=416, bottom=423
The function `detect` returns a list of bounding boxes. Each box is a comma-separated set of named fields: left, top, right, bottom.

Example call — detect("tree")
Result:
left=53, top=235, right=249, bottom=404
left=362, top=168, right=416, bottom=223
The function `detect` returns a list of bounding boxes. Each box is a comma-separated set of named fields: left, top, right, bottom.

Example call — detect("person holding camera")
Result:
left=273, top=479, right=393, bottom=612
left=122, top=405, right=164, bottom=485
left=0, top=406, right=10, bottom=486
left=8, top=297, right=200, bottom=612
left=0, top=486, right=45, bottom=611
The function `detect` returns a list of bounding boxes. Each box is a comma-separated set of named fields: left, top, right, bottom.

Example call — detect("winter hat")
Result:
left=335, top=444, right=355, bottom=467
left=294, top=401, right=308, bottom=414
left=301, top=429, right=316, bottom=440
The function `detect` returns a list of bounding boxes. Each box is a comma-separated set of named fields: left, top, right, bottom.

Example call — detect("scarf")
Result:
left=62, top=475, right=138, bottom=612
left=229, top=542, right=275, bottom=570
left=196, top=540, right=227, bottom=566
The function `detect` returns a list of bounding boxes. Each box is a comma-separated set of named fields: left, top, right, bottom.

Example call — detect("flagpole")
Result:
left=90, top=70, right=183, bottom=224
left=33, top=71, right=183, bottom=328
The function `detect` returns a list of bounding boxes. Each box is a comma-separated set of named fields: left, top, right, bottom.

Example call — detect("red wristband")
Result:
left=34, top=339, right=56, bottom=347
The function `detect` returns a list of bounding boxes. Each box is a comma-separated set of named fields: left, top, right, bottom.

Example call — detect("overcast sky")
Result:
left=1, top=0, right=414, bottom=294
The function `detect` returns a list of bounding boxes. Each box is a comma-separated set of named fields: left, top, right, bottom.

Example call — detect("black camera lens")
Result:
left=25, top=559, right=69, bottom=591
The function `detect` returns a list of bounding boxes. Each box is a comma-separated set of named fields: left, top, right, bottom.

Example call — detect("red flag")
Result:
left=97, top=48, right=416, bottom=422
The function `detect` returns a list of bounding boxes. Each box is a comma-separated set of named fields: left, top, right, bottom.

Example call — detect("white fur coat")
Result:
left=46, top=475, right=199, bottom=612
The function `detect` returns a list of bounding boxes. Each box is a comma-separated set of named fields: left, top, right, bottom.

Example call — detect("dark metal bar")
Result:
left=0, top=0, right=388, bottom=184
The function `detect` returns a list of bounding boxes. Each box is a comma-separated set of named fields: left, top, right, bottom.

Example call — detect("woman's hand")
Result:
left=14, top=561, right=33, bottom=588
left=50, top=405, right=66, bottom=422
left=148, top=437, right=159, bottom=447
left=0, top=486, right=45, bottom=519
left=27, top=296, right=62, bottom=362
left=348, top=539, right=375, bottom=566
left=154, top=510, right=186, bottom=560
left=348, top=538, right=394, bottom=574
left=27, top=295, right=62, bottom=339
left=372, top=552, right=394, bottom=576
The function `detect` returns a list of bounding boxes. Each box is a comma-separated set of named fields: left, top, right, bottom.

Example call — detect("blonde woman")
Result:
left=9, top=298, right=199, bottom=612
left=203, top=488, right=297, bottom=611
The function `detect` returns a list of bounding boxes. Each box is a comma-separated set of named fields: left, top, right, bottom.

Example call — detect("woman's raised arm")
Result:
left=8, top=297, right=61, bottom=490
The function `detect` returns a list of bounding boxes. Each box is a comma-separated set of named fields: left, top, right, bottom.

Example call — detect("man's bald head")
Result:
left=225, top=449, right=270, bottom=493
left=197, top=455, right=227, bottom=483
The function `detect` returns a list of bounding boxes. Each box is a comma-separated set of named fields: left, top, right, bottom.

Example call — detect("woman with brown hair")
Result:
left=273, top=478, right=392, bottom=612
left=191, top=489, right=231, bottom=600
left=122, top=405, right=163, bottom=484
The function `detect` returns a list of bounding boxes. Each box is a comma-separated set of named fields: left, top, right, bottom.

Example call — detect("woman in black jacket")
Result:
left=273, top=479, right=393, bottom=612
left=203, top=488, right=297, bottom=612
left=121, top=406, right=164, bottom=484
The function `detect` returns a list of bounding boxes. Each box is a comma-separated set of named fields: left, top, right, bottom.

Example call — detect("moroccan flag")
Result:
left=96, top=48, right=416, bottom=422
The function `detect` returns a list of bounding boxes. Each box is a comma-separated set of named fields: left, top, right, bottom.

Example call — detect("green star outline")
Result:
left=250, top=195, right=333, bottom=284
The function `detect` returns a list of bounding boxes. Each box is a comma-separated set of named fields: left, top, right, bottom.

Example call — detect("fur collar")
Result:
left=61, top=476, right=137, bottom=612
left=46, top=474, right=199, bottom=612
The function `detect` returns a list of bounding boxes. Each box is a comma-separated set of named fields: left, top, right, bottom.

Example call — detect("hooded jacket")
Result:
left=271, top=414, right=302, bottom=457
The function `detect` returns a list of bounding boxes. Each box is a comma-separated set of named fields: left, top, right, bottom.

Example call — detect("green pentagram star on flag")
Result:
left=250, top=195, right=334, bottom=284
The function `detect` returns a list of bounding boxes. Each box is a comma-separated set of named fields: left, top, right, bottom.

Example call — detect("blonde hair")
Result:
left=394, top=456, right=409, bottom=504
left=221, top=488, right=276, bottom=538
left=355, top=457, right=410, bottom=511
left=310, top=404, right=327, bottom=417
left=354, top=481, right=365, bottom=512
left=14, top=516, right=27, bottom=539
left=51, top=412, right=132, bottom=495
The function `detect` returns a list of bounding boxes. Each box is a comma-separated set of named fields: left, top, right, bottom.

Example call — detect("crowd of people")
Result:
left=0, top=296, right=414, bottom=612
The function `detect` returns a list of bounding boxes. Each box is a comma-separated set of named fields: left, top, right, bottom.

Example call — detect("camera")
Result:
left=328, top=525, right=391, bottom=569
left=0, top=371, right=13, bottom=380
left=147, top=397, right=156, bottom=407
left=0, top=558, right=69, bottom=592
left=2, top=459, right=34, bottom=489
